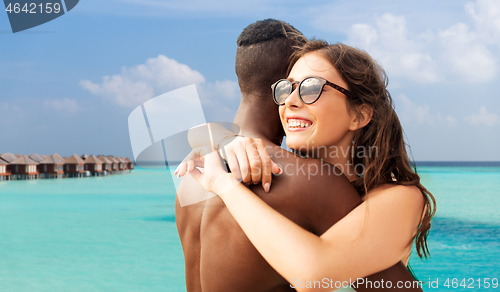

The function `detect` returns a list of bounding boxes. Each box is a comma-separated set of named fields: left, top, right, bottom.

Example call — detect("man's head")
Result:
left=236, top=19, right=307, bottom=107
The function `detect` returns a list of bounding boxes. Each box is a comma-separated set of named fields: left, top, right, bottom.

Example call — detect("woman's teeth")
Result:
left=288, top=119, right=311, bottom=128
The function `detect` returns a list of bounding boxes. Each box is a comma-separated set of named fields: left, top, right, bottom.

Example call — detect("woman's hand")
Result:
left=216, top=136, right=282, bottom=192
left=180, top=125, right=282, bottom=192
left=175, top=145, right=239, bottom=194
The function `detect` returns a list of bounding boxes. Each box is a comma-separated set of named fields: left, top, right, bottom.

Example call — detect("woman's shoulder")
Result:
left=364, top=184, right=425, bottom=210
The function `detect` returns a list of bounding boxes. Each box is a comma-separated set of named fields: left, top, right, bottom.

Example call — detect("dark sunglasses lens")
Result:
left=300, top=78, right=323, bottom=104
left=274, top=80, right=292, bottom=104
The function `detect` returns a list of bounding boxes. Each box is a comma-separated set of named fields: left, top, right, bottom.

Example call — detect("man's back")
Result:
left=176, top=145, right=362, bottom=291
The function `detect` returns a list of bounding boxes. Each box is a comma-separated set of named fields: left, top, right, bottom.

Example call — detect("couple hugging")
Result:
left=175, top=19, right=436, bottom=292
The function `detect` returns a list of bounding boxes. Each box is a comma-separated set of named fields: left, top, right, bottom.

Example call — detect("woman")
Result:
left=177, top=40, right=436, bottom=290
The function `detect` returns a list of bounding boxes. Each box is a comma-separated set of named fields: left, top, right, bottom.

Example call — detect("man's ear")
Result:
left=349, top=104, right=373, bottom=131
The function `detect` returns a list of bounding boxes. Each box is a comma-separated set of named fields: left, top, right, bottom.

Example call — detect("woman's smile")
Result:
left=285, top=117, right=313, bottom=131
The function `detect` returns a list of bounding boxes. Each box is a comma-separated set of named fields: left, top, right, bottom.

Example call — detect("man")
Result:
left=175, top=19, right=422, bottom=292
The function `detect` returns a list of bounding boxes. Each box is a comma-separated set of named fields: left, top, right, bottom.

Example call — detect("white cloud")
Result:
left=126, top=55, right=205, bottom=90
left=464, top=106, right=498, bottom=126
left=466, top=0, right=500, bottom=43
left=80, top=76, right=155, bottom=108
left=197, top=80, right=241, bottom=122
left=445, top=115, right=458, bottom=126
left=342, top=0, right=500, bottom=84
left=43, top=98, right=79, bottom=113
left=198, top=80, right=240, bottom=104
left=439, top=23, right=497, bottom=82
left=347, top=13, right=440, bottom=84
left=80, top=55, right=241, bottom=121
left=80, top=55, right=206, bottom=108
left=395, top=94, right=457, bottom=126
left=311, top=0, right=466, bottom=34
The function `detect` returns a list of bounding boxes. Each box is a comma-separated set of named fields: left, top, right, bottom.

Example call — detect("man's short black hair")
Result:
left=236, top=18, right=305, bottom=47
left=235, top=19, right=306, bottom=104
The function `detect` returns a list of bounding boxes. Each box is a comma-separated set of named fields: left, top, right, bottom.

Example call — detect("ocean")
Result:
left=0, top=163, right=498, bottom=291
left=409, top=163, right=500, bottom=291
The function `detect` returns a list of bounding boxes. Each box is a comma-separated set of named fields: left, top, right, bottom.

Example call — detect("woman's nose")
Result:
left=284, top=88, right=302, bottom=109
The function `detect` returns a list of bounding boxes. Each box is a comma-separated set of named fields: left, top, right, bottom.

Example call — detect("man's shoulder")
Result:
left=270, top=149, right=353, bottom=195
left=176, top=174, right=216, bottom=211
left=175, top=175, right=212, bottom=234
left=262, top=149, right=362, bottom=235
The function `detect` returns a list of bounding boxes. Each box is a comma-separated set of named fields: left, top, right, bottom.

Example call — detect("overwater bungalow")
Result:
left=29, top=153, right=44, bottom=163
left=64, top=154, right=86, bottom=178
left=84, top=155, right=103, bottom=176
left=115, top=157, right=126, bottom=173
left=0, top=153, right=18, bottom=164
left=53, top=153, right=65, bottom=162
left=114, top=157, right=124, bottom=173
left=10, top=155, right=39, bottom=180
left=96, top=155, right=112, bottom=174
left=124, top=157, right=135, bottom=172
left=39, top=155, right=64, bottom=179
left=1, top=153, right=17, bottom=178
left=0, top=152, right=131, bottom=181
left=53, top=153, right=64, bottom=160
left=0, top=158, right=11, bottom=181
left=107, top=156, right=118, bottom=174
left=117, top=157, right=132, bottom=173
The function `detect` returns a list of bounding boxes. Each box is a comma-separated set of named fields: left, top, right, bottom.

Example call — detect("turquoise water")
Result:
left=0, top=170, right=184, bottom=292
left=0, top=166, right=499, bottom=291
left=410, top=166, right=500, bottom=291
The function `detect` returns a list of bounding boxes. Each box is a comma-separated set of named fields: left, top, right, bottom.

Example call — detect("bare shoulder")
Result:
left=176, top=174, right=215, bottom=212
left=268, top=154, right=361, bottom=210
left=264, top=154, right=362, bottom=235
left=273, top=154, right=351, bottom=188
left=365, top=184, right=425, bottom=213
left=175, top=175, right=210, bottom=234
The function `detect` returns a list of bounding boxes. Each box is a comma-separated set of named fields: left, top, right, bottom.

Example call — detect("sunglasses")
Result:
left=271, top=76, right=356, bottom=105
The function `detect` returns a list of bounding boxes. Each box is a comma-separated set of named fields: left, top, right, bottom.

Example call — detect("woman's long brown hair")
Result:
left=289, top=40, right=436, bottom=259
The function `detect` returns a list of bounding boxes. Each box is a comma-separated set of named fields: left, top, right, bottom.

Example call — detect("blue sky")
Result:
left=1, top=0, right=499, bottom=160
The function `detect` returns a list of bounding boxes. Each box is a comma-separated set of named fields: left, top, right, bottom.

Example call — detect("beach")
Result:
left=0, top=164, right=498, bottom=291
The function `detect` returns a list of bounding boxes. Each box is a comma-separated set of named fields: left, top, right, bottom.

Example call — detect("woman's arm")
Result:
left=187, top=151, right=425, bottom=291
left=221, top=182, right=423, bottom=288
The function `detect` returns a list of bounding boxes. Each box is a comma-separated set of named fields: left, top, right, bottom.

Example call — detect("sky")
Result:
left=0, top=0, right=499, bottom=161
